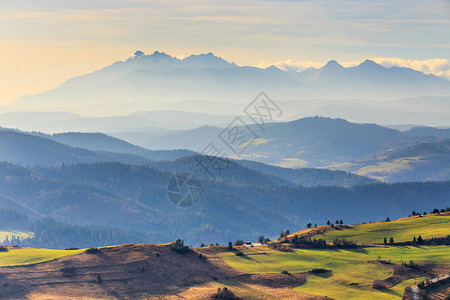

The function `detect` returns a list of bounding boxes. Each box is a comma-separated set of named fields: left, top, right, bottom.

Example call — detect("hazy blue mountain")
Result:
left=141, top=125, right=222, bottom=150
left=142, top=117, right=435, bottom=168
left=147, top=155, right=375, bottom=187
left=128, top=110, right=254, bottom=129
left=0, top=111, right=161, bottom=133
left=10, top=51, right=301, bottom=112
left=237, top=159, right=376, bottom=187
left=404, top=126, right=450, bottom=138
left=295, top=59, right=450, bottom=98
left=0, top=127, right=374, bottom=187
left=0, top=129, right=152, bottom=166
left=333, top=139, right=450, bottom=182
left=47, top=132, right=195, bottom=161
left=35, top=131, right=374, bottom=187
left=9, top=52, right=449, bottom=115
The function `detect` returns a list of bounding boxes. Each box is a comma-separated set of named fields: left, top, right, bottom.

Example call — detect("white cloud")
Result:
left=261, top=58, right=450, bottom=79
left=371, top=58, right=450, bottom=79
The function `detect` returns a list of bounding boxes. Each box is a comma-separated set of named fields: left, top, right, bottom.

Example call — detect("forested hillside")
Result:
left=1, top=161, right=448, bottom=247
left=0, top=209, right=151, bottom=249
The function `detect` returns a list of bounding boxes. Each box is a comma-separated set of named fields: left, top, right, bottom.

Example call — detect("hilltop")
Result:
left=288, top=211, right=450, bottom=245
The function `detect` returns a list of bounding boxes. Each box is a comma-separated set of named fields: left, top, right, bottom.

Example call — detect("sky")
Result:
left=0, top=0, right=449, bottom=105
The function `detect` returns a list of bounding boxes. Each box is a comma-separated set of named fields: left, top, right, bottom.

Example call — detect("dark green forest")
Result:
left=1, top=160, right=449, bottom=248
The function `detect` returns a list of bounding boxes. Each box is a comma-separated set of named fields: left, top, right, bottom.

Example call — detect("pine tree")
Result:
left=228, top=241, right=233, bottom=250
left=327, top=220, right=331, bottom=225
left=339, top=219, right=343, bottom=225
left=389, top=237, right=394, bottom=245
left=417, top=235, right=423, bottom=244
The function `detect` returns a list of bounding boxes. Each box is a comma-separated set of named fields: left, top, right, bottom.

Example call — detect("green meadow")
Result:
left=220, top=246, right=449, bottom=299
left=0, top=247, right=84, bottom=266
left=313, top=215, right=450, bottom=244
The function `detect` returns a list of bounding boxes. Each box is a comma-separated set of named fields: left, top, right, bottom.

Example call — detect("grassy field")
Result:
left=312, top=214, right=450, bottom=244
left=0, top=230, right=33, bottom=242
left=0, top=248, right=84, bottom=266
left=355, top=156, right=421, bottom=181
left=219, top=246, right=450, bottom=299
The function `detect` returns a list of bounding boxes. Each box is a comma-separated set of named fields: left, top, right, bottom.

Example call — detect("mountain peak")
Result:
left=182, top=52, right=234, bottom=69
left=151, top=51, right=171, bottom=58
left=358, top=59, right=384, bottom=69
left=134, top=50, right=145, bottom=57
left=323, top=60, right=343, bottom=69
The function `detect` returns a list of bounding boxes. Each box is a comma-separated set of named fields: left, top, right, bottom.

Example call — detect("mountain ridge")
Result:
left=8, top=51, right=450, bottom=113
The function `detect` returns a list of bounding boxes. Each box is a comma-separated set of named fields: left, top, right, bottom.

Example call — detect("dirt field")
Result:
left=0, top=244, right=320, bottom=299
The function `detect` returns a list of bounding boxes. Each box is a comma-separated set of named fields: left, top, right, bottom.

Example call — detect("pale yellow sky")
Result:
left=1, top=0, right=449, bottom=106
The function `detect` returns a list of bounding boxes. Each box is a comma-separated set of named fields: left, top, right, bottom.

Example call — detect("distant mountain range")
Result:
left=7, top=51, right=450, bottom=115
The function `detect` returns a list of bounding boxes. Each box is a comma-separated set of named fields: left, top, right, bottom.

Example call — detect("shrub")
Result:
left=211, top=287, right=239, bottom=299
left=0, top=246, right=8, bottom=252
left=171, top=239, right=191, bottom=254
left=310, top=268, right=330, bottom=274
left=85, top=247, right=100, bottom=254
left=155, top=253, right=160, bottom=257
left=227, top=242, right=233, bottom=250
left=235, top=240, right=244, bottom=246
left=372, top=279, right=386, bottom=289
left=281, top=270, right=290, bottom=275
left=235, top=251, right=244, bottom=256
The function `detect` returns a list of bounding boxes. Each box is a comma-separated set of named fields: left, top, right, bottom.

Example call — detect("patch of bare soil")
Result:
left=0, top=244, right=319, bottom=300
left=0, top=243, right=238, bottom=299
left=288, top=225, right=353, bottom=240
left=235, top=272, right=306, bottom=288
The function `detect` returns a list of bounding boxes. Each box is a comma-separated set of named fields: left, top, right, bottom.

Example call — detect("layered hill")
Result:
left=333, top=139, right=450, bottom=182
left=141, top=117, right=439, bottom=168
left=1, top=160, right=449, bottom=246
left=0, top=129, right=192, bottom=166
